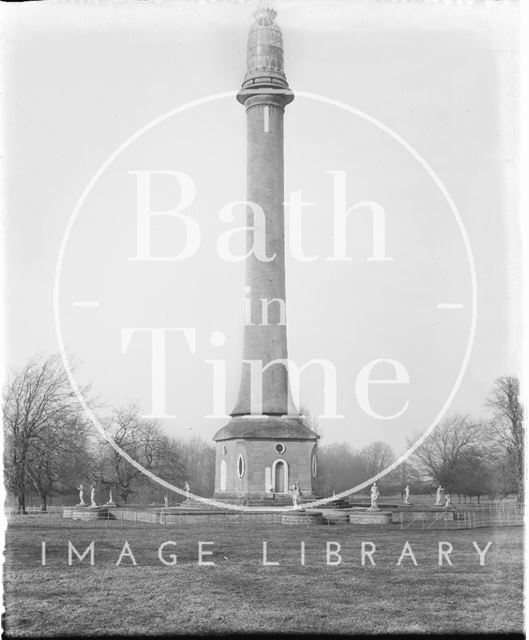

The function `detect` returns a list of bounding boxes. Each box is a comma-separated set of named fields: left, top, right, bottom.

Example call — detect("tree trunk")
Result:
left=516, top=449, right=524, bottom=506
left=16, top=492, right=27, bottom=515
left=15, top=446, right=28, bottom=514
left=516, top=479, right=524, bottom=506
left=40, top=494, right=48, bottom=512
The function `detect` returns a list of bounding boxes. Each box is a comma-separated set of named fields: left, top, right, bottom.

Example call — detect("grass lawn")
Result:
left=2, top=516, right=524, bottom=636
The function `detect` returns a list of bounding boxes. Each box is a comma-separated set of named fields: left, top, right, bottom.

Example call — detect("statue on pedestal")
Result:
left=164, top=495, right=169, bottom=508
left=444, top=494, right=452, bottom=508
left=104, top=487, right=117, bottom=506
left=370, top=482, right=380, bottom=509
left=291, top=483, right=301, bottom=507
left=436, top=485, right=444, bottom=505
left=76, top=484, right=86, bottom=507
left=183, top=481, right=190, bottom=501
left=90, top=484, right=97, bottom=508
left=403, top=485, right=410, bottom=504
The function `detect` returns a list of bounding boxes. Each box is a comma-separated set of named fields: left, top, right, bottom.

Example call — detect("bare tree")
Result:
left=178, top=435, right=215, bottom=498
left=25, top=410, right=92, bottom=511
left=452, top=446, right=492, bottom=504
left=299, top=405, right=321, bottom=435
left=97, top=404, right=184, bottom=503
left=314, top=442, right=365, bottom=497
left=359, top=441, right=395, bottom=479
left=486, top=376, right=524, bottom=504
left=487, top=447, right=518, bottom=500
left=3, top=354, right=90, bottom=512
left=384, top=460, right=424, bottom=499
left=411, top=415, right=481, bottom=497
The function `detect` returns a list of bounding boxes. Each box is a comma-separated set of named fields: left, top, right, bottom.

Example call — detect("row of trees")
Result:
left=315, top=377, right=524, bottom=505
left=3, top=355, right=91, bottom=512
left=3, top=355, right=215, bottom=512
left=3, top=354, right=524, bottom=511
left=412, top=377, right=524, bottom=503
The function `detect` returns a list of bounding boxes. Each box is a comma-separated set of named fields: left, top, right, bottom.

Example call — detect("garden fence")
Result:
left=4, top=503, right=524, bottom=531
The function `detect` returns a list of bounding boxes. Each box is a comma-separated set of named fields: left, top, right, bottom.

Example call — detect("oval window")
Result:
left=223, top=444, right=228, bottom=455
left=275, top=443, right=286, bottom=454
left=237, top=454, right=245, bottom=478
left=312, top=455, right=317, bottom=478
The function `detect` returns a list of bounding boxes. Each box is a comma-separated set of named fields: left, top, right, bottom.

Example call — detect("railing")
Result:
left=400, top=504, right=524, bottom=530
left=4, top=503, right=524, bottom=530
left=4, top=505, right=65, bottom=515
left=4, top=507, right=282, bottom=529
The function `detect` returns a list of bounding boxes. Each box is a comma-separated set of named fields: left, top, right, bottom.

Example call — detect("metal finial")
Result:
left=253, top=1, right=277, bottom=23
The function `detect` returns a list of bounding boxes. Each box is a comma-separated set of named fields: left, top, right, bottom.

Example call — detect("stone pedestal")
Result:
left=318, top=509, right=349, bottom=524
left=63, top=506, right=113, bottom=521
left=348, top=509, right=392, bottom=525
left=282, top=511, right=323, bottom=526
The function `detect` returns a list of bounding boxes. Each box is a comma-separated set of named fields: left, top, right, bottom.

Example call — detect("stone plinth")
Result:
left=319, top=509, right=349, bottom=524
left=282, top=511, right=323, bottom=526
left=212, top=492, right=319, bottom=508
left=109, top=507, right=283, bottom=525
left=63, top=507, right=113, bottom=521
left=175, top=499, right=210, bottom=510
left=348, top=509, right=392, bottom=525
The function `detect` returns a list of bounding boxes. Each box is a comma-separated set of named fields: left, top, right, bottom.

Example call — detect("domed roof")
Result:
left=241, top=5, right=289, bottom=90
left=214, top=416, right=319, bottom=442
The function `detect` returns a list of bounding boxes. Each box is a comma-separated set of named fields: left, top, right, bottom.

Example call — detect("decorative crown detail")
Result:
left=253, top=4, right=277, bottom=22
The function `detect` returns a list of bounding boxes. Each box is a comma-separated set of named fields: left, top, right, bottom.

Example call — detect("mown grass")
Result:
left=2, top=516, right=524, bottom=636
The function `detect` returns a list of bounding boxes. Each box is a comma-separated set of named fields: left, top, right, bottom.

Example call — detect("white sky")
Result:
left=1, top=0, right=522, bottom=453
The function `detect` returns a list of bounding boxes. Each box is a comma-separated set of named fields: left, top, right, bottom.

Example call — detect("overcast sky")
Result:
left=2, top=0, right=522, bottom=453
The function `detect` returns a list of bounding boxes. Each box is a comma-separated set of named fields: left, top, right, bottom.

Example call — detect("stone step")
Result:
left=319, top=509, right=349, bottom=524
left=63, top=507, right=114, bottom=521
left=282, top=512, right=323, bottom=526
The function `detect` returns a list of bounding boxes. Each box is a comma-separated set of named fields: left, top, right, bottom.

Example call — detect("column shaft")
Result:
left=231, top=95, right=293, bottom=416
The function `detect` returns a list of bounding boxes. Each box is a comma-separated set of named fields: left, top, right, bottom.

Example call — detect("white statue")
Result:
left=404, top=485, right=410, bottom=504
left=76, top=484, right=86, bottom=506
left=291, top=483, right=301, bottom=507
left=444, top=494, right=452, bottom=507
left=164, top=495, right=169, bottom=508
left=183, top=481, right=190, bottom=500
left=436, top=485, right=444, bottom=505
left=370, top=482, right=380, bottom=509
left=90, top=484, right=97, bottom=507
left=106, top=488, right=115, bottom=505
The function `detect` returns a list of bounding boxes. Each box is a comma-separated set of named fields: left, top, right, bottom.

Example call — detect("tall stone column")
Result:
left=213, top=6, right=319, bottom=500
left=232, top=97, right=294, bottom=414
left=232, top=6, right=295, bottom=417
